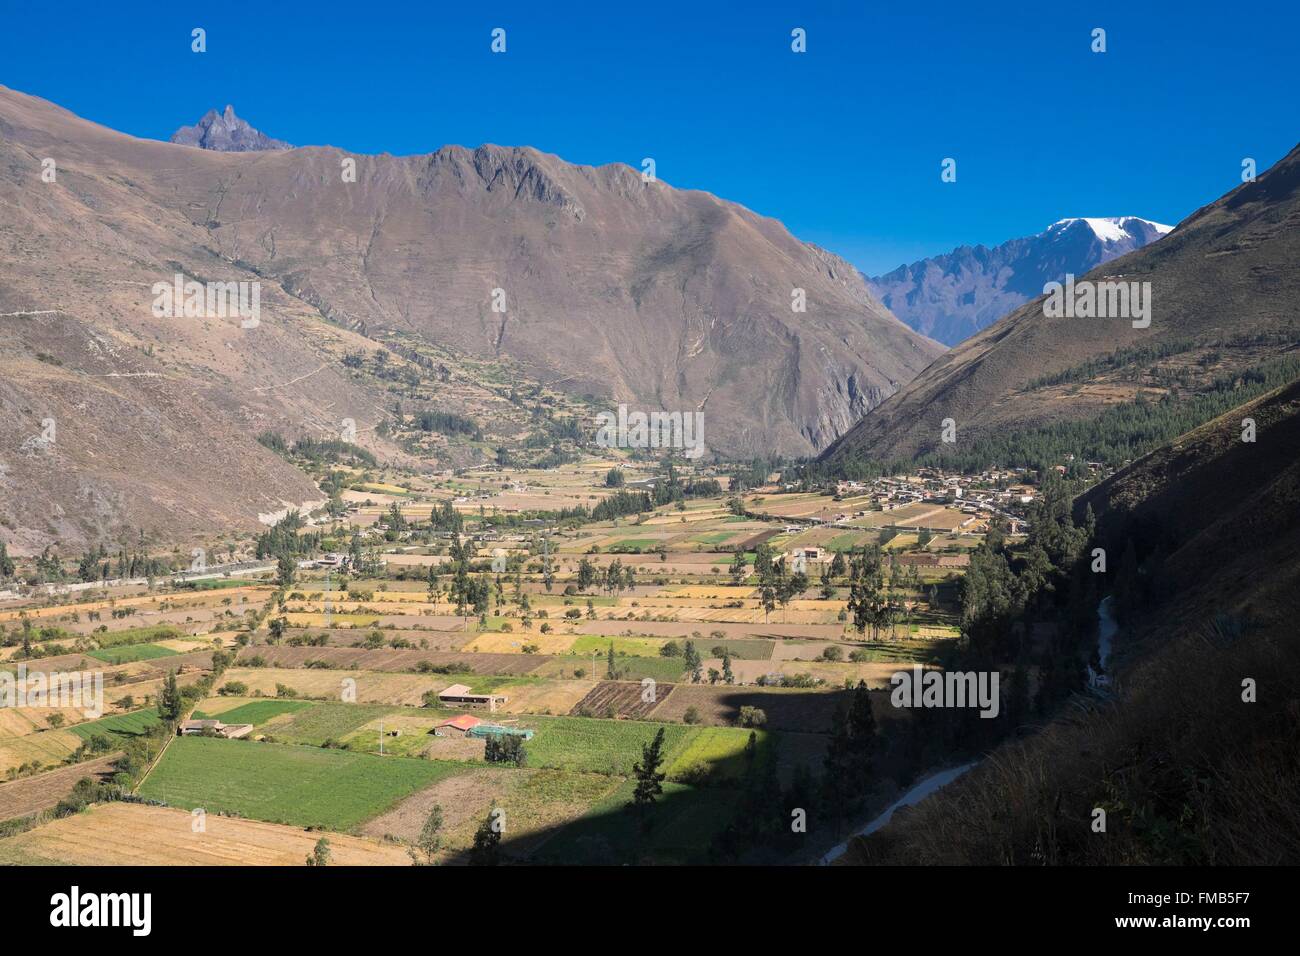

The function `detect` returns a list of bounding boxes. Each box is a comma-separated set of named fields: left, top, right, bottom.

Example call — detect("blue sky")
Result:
left=2, top=0, right=1297, bottom=275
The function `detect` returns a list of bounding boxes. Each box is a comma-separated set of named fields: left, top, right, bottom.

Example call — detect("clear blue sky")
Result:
left=2, top=0, right=1297, bottom=275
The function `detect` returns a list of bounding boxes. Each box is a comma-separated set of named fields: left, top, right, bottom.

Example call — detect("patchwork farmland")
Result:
left=0, top=455, right=982, bottom=865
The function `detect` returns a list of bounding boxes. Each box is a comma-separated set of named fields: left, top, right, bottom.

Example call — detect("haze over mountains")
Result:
left=870, top=217, right=1173, bottom=346
left=823, top=143, right=1300, bottom=468
left=0, top=86, right=939, bottom=553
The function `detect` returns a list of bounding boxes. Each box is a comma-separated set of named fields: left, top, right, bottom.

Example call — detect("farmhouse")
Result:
left=178, top=719, right=253, bottom=739
left=787, top=546, right=823, bottom=564
left=433, top=714, right=483, bottom=737
left=436, top=683, right=507, bottom=712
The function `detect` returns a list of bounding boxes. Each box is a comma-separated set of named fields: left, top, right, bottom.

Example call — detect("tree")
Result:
left=276, top=553, right=296, bottom=589
left=828, top=550, right=847, bottom=580
left=576, top=557, right=597, bottom=592
left=759, top=582, right=776, bottom=623
left=604, top=467, right=625, bottom=488
left=306, top=837, right=331, bottom=866
left=682, top=640, right=703, bottom=683
left=721, top=651, right=735, bottom=685
left=409, top=805, right=444, bottom=865
left=267, top=616, right=288, bottom=643
left=0, top=541, right=14, bottom=581
left=157, top=670, right=183, bottom=723
left=606, top=644, right=618, bottom=679
left=729, top=550, right=747, bottom=583
left=485, top=733, right=527, bottom=766
left=631, top=728, right=667, bottom=825
left=469, top=811, right=502, bottom=866
left=822, top=680, right=877, bottom=818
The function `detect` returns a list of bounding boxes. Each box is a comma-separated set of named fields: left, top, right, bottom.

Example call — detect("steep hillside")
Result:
left=870, top=217, right=1171, bottom=346
left=844, top=382, right=1300, bottom=865
left=0, top=85, right=941, bottom=553
left=823, top=143, right=1300, bottom=470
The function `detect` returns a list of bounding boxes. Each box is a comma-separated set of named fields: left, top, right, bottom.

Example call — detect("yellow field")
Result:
left=219, top=667, right=437, bottom=706
left=0, top=802, right=411, bottom=865
left=492, top=679, right=596, bottom=714
left=465, top=631, right=577, bottom=655
left=0, top=729, right=84, bottom=774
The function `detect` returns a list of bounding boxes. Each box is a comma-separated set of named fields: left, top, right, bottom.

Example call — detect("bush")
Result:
left=683, top=706, right=701, bottom=725
left=738, top=706, right=767, bottom=728
left=821, top=645, right=843, bottom=662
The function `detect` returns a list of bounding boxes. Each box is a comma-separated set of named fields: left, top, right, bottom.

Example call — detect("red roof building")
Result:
left=435, top=714, right=485, bottom=737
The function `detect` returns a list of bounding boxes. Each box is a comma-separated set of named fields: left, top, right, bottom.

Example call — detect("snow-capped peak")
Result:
left=1048, top=216, right=1174, bottom=242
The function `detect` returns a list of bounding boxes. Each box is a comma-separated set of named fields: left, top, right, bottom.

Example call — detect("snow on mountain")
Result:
left=870, top=216, right=1176, bottom=346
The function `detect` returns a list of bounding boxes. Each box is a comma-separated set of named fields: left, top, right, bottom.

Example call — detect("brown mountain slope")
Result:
left=844, top=382, right=1300, bottom=865
left=1, top=86, right=939, bottom=456
left=0, top=85, right=940, bottom=554
left=822, top=142, right=1300, bottom=467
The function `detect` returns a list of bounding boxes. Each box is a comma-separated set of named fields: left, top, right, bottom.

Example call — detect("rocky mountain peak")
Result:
left=170, top=105, right=292, bottom=152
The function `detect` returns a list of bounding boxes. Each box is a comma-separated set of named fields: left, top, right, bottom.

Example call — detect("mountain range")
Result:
left=869, top=217, right=1173, bottom=346
left=0, top=87, right=939, bottom=553
left=823, top=142, right=1300, bottom=469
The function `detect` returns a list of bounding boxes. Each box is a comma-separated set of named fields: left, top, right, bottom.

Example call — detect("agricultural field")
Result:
left=138, top=736, right=463, bottom=831
left=0, top=451, right=983, bottom=866
left=0, top=803, right=411, bottom=866
left=86, top=642, right=179, bottom=664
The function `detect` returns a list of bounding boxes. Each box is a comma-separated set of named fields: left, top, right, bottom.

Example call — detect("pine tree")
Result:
left=157, top=670, right=183, bottom=723
left=409, top=805, right=443, bottom=865
left=631, top=728, right=667, bottom=825
left=276, top=552, right=296, bottom=589
left=469, top=811, right=502, bottom=865
left=822, top=680, right=876, bottom=818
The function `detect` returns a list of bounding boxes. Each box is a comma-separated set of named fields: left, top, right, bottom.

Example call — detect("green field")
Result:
left=87, top=643, right=179, bottom=664
left=69, top=708, right=161, bottom=742
left=521, top=716, right=690, bottom=776
left=665, top=726, right=771, bottom=783
left=690, top=531, right=737, bottom=545
left=192, top=699, right=315, bottom=726
left=546, top=654, right=686, bottom=682
left=93, top=625, right=184, bottom=648
left=264, top=702, right=400, bottom=746
left=570, top=635, right=668, bottom=657
left=138, top=736, right=462, bottom=830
